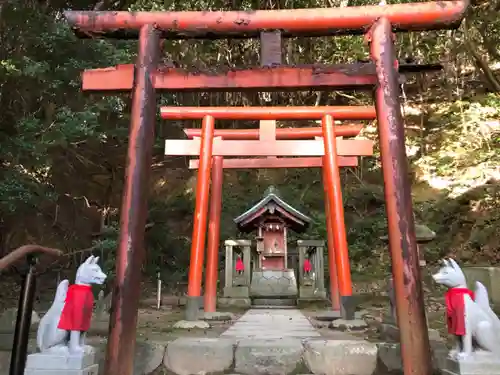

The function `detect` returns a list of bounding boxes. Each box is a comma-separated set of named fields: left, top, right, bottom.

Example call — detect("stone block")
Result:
left=303, top=339, right=377, bottom=375
left=330, top=319, right=368, bottom=331
left=443, top=351, right=500, bottom=375
left=164, top=338, right=234, bottom=375
left=234, top=339, right=304, bottom=375
left=25, top=352, right=96, bottom=370
left=218, top=297, right=251, bottom=308
left=24, top=364, right=98, bottom=375
left=250, top=270, right=298, bottom=298
left=173, top=320, right=210, bottom=329
left=299, top=287, right=326, bottom=300
left=463, top=267, right=500, bottom=306
left=224, top=286, right=250, bottom=298
left=312, top=310, right=365, bottom=322
left=91, top=340, right=165, bottom=375
left=377, top=341, right=449, bottom=373
left=200, top=311, right=235, bottom=321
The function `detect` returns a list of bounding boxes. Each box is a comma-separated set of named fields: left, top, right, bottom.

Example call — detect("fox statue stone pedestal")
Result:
left=24, top=256, right=107, bottom=375
left=433, top=258, right=500, bottom=375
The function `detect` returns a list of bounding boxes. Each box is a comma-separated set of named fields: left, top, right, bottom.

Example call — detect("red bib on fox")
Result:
left=58, top=284, right=94, bottom=332
left=445, top=288, right=474, bottom=335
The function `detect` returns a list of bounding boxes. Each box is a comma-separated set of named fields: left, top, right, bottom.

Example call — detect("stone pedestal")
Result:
left=223, top=240, right=252, bottom=303
left=443, top=351, right=500, bottom=375
left=25, top=351, right=98, bottom=375
left=223, top=286, right=249, bottom=298
left=250, top=270, right=297, bottom=298
left=297, top=240, right=327, bottom=303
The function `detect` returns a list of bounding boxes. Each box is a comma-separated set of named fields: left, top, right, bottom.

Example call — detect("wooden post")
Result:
left=321, top=114, right=354, bottom=319
left=186, top=115, right=214, bottom=321
left=204, top=156, right=224, bottom=312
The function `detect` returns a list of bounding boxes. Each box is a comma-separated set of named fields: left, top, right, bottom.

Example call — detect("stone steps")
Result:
left=251, top=305, right=295, bottom=309
left=252, top=298, right=297, bottom=307
left=0, top=336, right=450, bottom=375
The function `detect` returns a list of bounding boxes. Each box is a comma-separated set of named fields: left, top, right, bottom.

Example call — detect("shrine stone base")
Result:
left=443, top=351, right=500, bottom=375
left=299, top=286, right=327, bottom=300
left=218, top=297, right=252, bottom=308
left=250, top=270, right=298, bottom=298
left=25, top=351, right=98, bottom=375
left=223, top=286, right=250, bottom=299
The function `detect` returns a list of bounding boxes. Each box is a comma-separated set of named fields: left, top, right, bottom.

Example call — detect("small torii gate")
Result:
left=63, top=2, right=469, bottom=375
left=163, top=107, right=375, bottom=317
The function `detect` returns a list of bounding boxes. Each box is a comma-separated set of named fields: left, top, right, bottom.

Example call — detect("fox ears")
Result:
left=441, top=258, right=460, bottom=270
left=84, top=255, right=100, bottom=265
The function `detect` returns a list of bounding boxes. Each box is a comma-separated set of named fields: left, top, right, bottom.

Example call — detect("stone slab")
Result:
left=299, top=287, right=327, bottom=300
left=377, top=341, right=449, bottom=373
left=312, top=310, right=365, bottom=321
left=234, top=339, right=305, bottom=375
left=303, top=339, right=378, bottom=375
left=25, top=352, right=95, bottom=370
left=173, top=320, right=209, bottom=329
left=164, top=338, right=234, bottom=375
left=224, top=286, right=250, bottom=298
left=218, top=297, right=252, bottom=308
left=444, top=351, right=500, bottom=375
left=24, top=364, right=98, bottom=375
left=222, top=309, right=320, bottom=339
left=200, top=311, right=235, bottom=321
left=330, top=319, right=368, bottom=330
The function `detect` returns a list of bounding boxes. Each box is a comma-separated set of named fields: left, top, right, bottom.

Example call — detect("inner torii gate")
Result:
left=64, top=2, right=468, bottom=375
left=163, top=106, right=375, bottom=318
left=186, top=121, right=363, bottom=313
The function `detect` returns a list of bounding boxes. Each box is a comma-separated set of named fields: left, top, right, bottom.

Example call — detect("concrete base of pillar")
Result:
left=340, top=295, right=356, bottom=320
left=185, top=296, right=202, bottom=321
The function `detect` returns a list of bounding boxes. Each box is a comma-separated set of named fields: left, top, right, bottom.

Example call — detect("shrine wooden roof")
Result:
left=234, top=186, right=312, bottom=233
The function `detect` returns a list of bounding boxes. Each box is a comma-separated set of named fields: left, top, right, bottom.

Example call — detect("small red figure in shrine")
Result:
left=303, top=256, right=312, bottom=275
left=235, top=255, right=244, bottom=275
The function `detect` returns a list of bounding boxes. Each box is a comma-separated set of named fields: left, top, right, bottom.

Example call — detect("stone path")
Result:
left=221, top=308, right=320, bottom=339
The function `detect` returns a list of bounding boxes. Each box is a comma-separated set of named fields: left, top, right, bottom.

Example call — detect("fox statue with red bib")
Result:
left=433, top=258, right=500, bottom=360
left=36, top=255, right=107, bottom=355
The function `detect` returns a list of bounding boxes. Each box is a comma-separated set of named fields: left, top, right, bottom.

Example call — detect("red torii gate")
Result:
left=63, top=2, right=468, bottom=375
left=163, top=108, right=374, bottom=315
left=186, top=122, right=363, bottom=313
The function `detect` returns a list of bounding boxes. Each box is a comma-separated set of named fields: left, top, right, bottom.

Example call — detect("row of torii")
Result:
left=160, top=107, right=374, bottom=321
left=66, top=2, right=469, bottom=375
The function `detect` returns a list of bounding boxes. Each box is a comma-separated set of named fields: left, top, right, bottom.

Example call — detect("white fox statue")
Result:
left=433, top=258, right=500, bottom=359
left=37, top=255, right=107, bottom=355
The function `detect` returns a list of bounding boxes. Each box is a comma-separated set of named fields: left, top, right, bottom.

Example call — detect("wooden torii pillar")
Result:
left=187, top=122, right=367, bottom=313
left=163, top=106, right=375, bottom=320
